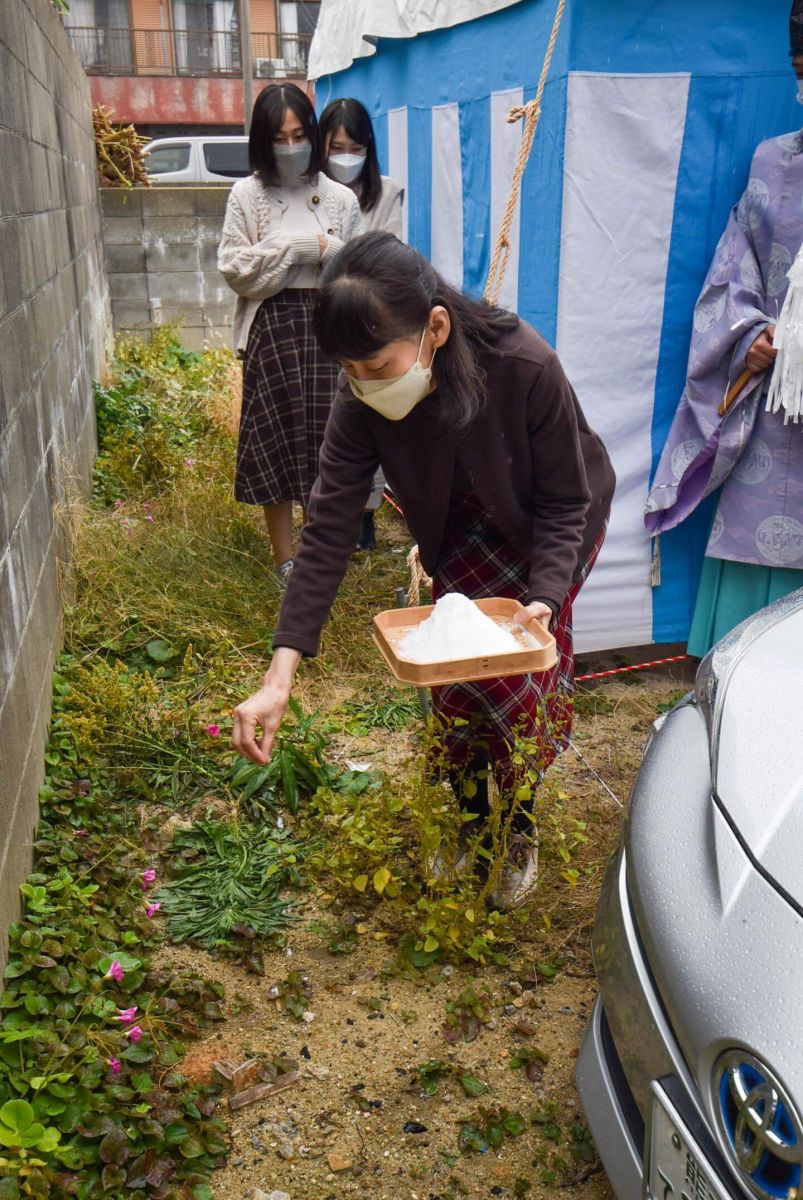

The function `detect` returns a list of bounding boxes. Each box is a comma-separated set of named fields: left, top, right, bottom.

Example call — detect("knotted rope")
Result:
left=483, top=0, right=567, bottom=307
left=406, top=544, right=433, bottom=608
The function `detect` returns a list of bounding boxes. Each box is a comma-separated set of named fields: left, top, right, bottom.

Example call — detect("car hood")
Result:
left=715, top=599, right=803, bottom=912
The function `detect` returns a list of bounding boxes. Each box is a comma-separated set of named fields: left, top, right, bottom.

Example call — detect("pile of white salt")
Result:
left=399, top=593, right=524, bottom=664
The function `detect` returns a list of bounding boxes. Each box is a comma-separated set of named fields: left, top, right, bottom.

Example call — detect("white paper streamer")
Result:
left=767, top=243, right=803, bottom=423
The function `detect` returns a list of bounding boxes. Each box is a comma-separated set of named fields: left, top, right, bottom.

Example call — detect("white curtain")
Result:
left=212, top=0, right=237, bottom=71
left=65, top=0, right=98, bottom=65
left=172, top=0, right=188, bottom=69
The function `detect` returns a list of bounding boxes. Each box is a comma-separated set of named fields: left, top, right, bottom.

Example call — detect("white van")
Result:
left=143, top=136, right=250, bottom=183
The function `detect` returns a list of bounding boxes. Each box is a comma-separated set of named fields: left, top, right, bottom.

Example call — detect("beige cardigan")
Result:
left=218, top=172, right=363, bottom=352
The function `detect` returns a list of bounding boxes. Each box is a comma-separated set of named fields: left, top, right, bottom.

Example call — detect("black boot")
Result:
left=356, top=510, right=376, bottom=551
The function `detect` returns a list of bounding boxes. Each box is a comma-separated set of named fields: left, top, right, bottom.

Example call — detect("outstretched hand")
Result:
left=231, top=648, right=302, bottom=765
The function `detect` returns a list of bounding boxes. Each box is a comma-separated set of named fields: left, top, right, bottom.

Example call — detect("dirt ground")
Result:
left=158, top=649, right=697, bottom=1200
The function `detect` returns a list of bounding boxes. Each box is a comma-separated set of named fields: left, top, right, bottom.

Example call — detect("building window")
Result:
left=279, top=2, right=318, bottom=71
left=65, top=0, right=133, bottom=68
left=172, top=0, right=240, bottom=73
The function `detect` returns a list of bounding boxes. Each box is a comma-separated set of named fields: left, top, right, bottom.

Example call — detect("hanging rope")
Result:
left=406, top=544, right=433, bottom=608
left=484, top=0, right=567, bottom=306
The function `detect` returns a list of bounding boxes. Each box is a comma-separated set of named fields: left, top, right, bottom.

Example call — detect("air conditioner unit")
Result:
left=254, top=57, right=286, bottom=78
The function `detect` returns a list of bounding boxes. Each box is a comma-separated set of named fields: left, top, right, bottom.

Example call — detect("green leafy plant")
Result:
left=229, top=699, right=380, bottom=816
left=457, top=1107, right=527, bottom=1154
left=509, top=1043, right=550, bottom=1083
left=0, top=1099, right=61, bottom=1152
left=91, top=327, right=231, bottom=504
left=416, top=1060, right=487, bottom=1099
left=336, top=688, right=423, bottom=735
left=307, top=917, right=359, bottom=955
left=156, top=820, right=303, bottom=955
left=267, top=971, right=311, bottom=1021
left=528, top=1106, right=598, bottom=1185
left=443, top=988, right=493, bottom=1045
left=0, top=713, right=228, bottom=1198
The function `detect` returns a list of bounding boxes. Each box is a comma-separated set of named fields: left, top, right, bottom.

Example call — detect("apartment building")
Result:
left=63, top=0, right=318, bottom=135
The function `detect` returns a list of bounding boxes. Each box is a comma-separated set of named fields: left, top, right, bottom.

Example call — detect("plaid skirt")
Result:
left=431, top=493, right=605, bottom=783
left=237, top=290, right=339, bottom=506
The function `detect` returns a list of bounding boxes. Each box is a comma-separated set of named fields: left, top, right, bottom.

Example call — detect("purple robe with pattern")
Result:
left=645, top=129, right=803, bottom=570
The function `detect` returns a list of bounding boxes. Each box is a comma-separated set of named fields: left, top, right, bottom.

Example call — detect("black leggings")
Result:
left=447, top=756, right=535, bottom=836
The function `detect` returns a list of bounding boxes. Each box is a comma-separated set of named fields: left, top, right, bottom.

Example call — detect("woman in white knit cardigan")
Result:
left=319, top=97, right=405, bottom=550
left=218, top=84, right=363, bottom=579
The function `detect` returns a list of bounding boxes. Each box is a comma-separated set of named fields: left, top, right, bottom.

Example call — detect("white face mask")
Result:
left=327, top=152, right=366, bottom=185
left=275, top=141, right=311, bottom=179
left=797, top=78, right=803, bottom=104
left=348, top=330, right=436, bottom=420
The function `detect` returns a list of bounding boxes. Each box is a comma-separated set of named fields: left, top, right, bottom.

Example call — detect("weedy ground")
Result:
left=0, top=329, right=695, bottom=1200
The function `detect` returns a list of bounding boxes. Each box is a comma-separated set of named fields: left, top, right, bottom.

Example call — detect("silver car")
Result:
left=576, top=590, right=803, bottom=1200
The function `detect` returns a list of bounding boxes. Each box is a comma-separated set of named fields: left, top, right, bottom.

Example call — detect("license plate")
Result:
left=646, top=1083, right=733, bottom=1200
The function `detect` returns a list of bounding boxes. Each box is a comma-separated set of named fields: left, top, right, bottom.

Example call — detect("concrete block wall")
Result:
left=102, top=187, right=234, bottom=351
left=0, top=0, right=109, bottom=962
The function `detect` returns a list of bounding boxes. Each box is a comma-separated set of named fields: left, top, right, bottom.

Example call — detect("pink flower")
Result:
left=113, top=499, right=123, bottom=510
left=144, top=515, right=154, bottom=523
left=116, top=1006, right=138, bottom=1024
left=125, top=1025, right=143, bottom=1043
left=145, top=902, right=161, bottom=918
left=105, top=960, right=125, bottom=983
left=184, top=457, right=195, bottom=469
left=205, top=723, right=221, bottom=738
left=140, top=869, right=156, bottom=890
left=108, top=1057, right=122, bottom=1074
left=143, top=503, right=151, bottom=511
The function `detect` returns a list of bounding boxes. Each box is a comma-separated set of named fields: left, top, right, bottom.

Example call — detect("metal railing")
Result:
left=65, top=27, right=311, bottom=78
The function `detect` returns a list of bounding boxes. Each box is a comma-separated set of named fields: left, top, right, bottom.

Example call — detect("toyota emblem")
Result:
left=715, top=1049, right=803, bottom=1200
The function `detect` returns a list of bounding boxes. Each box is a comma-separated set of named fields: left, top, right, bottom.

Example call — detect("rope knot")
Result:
left=506, top=99, right=541, bottom=124
left=483, top=0, right=566, bottom=306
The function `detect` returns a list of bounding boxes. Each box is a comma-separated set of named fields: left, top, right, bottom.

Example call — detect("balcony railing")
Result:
left=65, top=27, right=311, bottom=78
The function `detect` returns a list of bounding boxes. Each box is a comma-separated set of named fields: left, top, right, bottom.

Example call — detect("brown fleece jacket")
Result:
left=273, top=321, right=615, bottom=657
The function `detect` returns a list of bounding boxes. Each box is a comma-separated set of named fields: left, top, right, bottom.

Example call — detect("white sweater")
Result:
left=218, top=172, right=364, bottom=352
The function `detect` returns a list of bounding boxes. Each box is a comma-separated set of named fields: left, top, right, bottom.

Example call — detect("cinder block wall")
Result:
left=102, top=187, right=233, bottom=351
left=0, top=0, right=109, bottom=961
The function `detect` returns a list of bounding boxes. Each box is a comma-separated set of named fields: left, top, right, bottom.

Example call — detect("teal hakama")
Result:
left=687, top=558, right=803, bottom=657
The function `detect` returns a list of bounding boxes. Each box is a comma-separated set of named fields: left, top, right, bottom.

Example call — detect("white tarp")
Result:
left=307, top=0, right=526, bottom=79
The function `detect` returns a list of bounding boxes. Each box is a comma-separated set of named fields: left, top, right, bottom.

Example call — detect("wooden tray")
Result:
left=373, top=597, right=558, bottom=686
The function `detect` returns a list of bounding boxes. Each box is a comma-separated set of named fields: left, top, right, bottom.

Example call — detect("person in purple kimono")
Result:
left=645, top=1, right=803, bottom=656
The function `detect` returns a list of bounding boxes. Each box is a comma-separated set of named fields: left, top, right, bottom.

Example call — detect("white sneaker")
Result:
left=489, top=833, right=539, bottom=909
left=427, top=819, right=484, bottom=882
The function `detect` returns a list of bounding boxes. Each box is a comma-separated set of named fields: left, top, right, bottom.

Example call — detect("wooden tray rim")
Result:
left=372, top=597, right=558, bottom=686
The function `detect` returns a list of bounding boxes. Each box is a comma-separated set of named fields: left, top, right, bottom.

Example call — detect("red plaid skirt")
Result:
left=237, top=290, right=339, bottom=507
left=430, top=493, right=605, bottom=782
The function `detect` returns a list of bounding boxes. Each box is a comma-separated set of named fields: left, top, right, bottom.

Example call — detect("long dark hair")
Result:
left=318, top=98, right=383, bottom=213
left=314, top=231, right=520, bottom=430
left=249, top=83, right=323, bottom=187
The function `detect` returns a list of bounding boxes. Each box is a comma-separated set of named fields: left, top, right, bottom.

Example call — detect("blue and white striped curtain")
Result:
left=318, top=0, right=801, bottom=651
